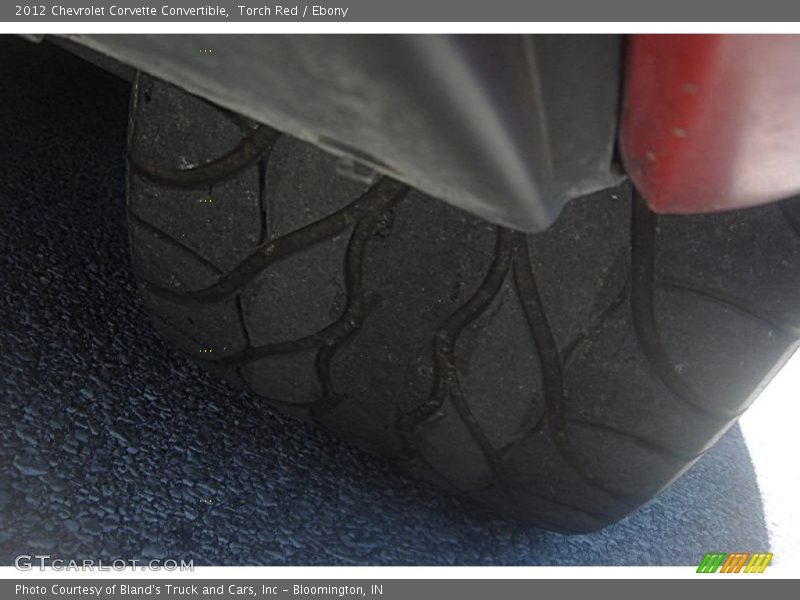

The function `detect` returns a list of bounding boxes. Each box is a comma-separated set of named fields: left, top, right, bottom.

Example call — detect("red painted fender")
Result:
left=620, top=34, right=800, bottom=213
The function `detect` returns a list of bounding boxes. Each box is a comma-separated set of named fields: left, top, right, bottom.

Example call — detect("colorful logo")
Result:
left=697, top=552, right=773, bottom=573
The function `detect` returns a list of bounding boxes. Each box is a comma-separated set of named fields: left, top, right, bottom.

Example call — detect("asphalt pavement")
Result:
left=0, top=36, right=773, bottom=566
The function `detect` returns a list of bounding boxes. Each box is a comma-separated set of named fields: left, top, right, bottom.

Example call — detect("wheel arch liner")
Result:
left=64, top=34, right=623, bottom=231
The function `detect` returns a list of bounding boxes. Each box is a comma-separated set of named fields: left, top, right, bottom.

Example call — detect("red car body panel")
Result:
left=620, top=34, right=800, bottom=214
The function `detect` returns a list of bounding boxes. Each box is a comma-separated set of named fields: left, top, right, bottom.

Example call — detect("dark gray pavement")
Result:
left=0, top=36, right=771, bottom=565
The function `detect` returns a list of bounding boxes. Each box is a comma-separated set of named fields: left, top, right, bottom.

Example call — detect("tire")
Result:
left=126, top=73, right=800, bottom=533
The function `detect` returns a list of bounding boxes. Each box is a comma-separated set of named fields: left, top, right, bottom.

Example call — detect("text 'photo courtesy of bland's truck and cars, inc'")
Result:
left=14, top=584, right=384, bottom=597
left=14, top=4, right=351, bottom=18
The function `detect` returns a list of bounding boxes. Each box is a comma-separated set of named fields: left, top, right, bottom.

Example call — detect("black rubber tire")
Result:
left=126, top=73, right=800, bottom=533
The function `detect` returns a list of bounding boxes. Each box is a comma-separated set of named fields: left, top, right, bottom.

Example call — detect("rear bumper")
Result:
left=621, top=34, right=800, bottom=214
